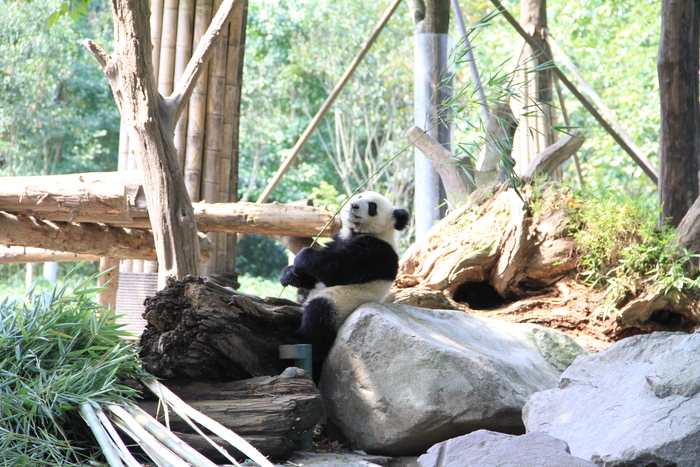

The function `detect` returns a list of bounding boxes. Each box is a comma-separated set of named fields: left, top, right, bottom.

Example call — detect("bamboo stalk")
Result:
left=183, top=0, right=213, bottom=201
left=218, top=0, right=247, bottom=271
left=141, top=377, right=274, bottom=467
left=123, top=403, right=221, bottom=467
left=94, top=405, right=144, bottom=467
left=150, top=0, right=166, bottom=81
left=158, top=0, right=180, bottom=95
left=256, top=0, right=403, bottom=203
left=80, top=402, right=126, bottom=467
left=201, top=0, right=227, bottom=275
left=173, top=0, right=195, bottom=171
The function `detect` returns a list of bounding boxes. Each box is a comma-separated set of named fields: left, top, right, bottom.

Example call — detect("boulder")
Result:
left=320, top=303, right=588, bottom=456
left=417, top=430, right=596, bottom=467
left=523, top=331, right=700, bottom=467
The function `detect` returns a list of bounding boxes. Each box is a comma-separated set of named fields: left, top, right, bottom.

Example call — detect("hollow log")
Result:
left=138, top=367, right=323, bottom=461
left=140, top=276, right=302, bottom=381
left=0, top=171, right=340, bottom=236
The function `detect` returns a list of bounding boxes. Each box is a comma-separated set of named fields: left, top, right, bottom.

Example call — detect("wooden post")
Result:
left=97, top=257, right=120, bottom=312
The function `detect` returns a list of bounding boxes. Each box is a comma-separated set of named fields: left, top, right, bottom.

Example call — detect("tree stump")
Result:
left=140, top=276, right=302, bottom=381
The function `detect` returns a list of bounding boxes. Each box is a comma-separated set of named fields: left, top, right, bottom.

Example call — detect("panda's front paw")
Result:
left=280, top=265, right=301, bottom=287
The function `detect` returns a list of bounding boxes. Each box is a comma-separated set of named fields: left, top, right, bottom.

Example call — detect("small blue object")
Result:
left=279, top=344, right=313, bottom=379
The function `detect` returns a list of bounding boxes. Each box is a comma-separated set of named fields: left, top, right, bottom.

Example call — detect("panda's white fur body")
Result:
left=279, top=191, right=409, bottom=373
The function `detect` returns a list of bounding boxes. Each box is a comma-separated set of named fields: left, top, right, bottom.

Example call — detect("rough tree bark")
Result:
left=85, top=0, right=243, bottom=285
left=140, top=276, right=303, bottom=381
left=658, top=0, right=700, bottom=227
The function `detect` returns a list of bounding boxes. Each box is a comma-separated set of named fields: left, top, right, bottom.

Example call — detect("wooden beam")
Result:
left=0, top=172, right=340, bottom=237
left=0, top=212, right=156, bottom=260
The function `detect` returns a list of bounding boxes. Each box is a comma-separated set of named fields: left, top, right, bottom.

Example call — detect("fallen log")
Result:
left=0, top=171, right=340, bottom=236
left=138, top=367, right=324, bottom=461
left=140, top=276, right=303, bottom=381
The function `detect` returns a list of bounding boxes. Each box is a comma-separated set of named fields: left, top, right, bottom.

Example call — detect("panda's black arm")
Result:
left=292, top=236, right=399, bottom=286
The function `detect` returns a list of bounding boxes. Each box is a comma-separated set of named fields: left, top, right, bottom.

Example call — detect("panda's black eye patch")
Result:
left=368, top=202, right=378, bottom=216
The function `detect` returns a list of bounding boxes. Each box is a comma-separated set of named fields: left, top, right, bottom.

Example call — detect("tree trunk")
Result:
left=658, top=0, right=700, bottom=227
left=86, top=0, right=202, bottom=285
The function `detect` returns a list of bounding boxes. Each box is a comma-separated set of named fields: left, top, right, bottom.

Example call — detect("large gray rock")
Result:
left=524, top=331, right=700, bottom=466
left=417, top=430, right=596, bottom=467
left=320, top=303, right=588, bottom=456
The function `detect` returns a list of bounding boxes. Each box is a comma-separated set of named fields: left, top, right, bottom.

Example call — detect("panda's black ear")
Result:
left=393, top=209, right=410, bottom=230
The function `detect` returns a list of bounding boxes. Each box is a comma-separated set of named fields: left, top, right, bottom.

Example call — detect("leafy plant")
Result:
left=567, top=188, right=700, bottom=320
left=0, top=274, right=143, bottom=465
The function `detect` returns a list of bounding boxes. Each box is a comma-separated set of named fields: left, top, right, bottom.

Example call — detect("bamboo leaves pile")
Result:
left=0, top=279, right=143, bottom=466
left=0, top=276, right=274, bottom=467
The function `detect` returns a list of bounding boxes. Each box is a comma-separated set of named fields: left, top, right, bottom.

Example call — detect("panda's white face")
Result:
left=340, top=191, right=409, bottom=250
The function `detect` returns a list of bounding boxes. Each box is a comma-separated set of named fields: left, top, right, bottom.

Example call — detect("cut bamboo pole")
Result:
left=150, top=0, right=165, bottom=80
left=157, top=0, right=179, bottom=95
left=256, top=0, right=403, bottom=203
left=174, top=0, right=195, bottom=171
left=201, top=0, right=227, bottom=275
left=183, top=0, right=213, bottom=201
left=97, top=257, right=120, bottom=312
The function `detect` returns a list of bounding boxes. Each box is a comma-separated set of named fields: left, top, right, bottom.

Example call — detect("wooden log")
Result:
left=0, top=246, right=100, bottom=263
left=521, top=129, right=585, bottom=179
left=405, top=125, right=469, bottom=207
left=140, top=276, right=303, bottom=381
left=0, top=171, right=148, bottom=223
left=0, top=217, right=213, bottom=262
left=138, top=367, right=324, bottom=461
left=0, top=212, right=157, bottom=260
left=0, top=172, right=341, bottom=236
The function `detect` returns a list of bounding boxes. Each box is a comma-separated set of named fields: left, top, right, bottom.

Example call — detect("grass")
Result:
left=560, top=186, right=700, bottom=321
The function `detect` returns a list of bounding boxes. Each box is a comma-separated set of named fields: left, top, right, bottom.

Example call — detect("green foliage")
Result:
left=0, top=272, right=145, bottom=465
left=568, top=188, right=700, bottom=320
left=0, top=0, right=119, bottom=176
left=238, top=274, right=296, bottom=301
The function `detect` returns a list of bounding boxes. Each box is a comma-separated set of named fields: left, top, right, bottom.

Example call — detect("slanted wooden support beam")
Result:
left=405, top=126, right=469, bottom=208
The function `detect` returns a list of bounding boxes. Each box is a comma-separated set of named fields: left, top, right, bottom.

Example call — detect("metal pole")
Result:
left=256, top=0, right=404, bottom=203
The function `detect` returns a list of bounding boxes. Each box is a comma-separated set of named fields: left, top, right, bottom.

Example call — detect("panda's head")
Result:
left=340, top=191, right=409, bottom=249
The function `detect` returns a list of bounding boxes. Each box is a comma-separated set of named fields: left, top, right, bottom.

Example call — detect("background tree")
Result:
left=657, top=0, right=699, bottom=227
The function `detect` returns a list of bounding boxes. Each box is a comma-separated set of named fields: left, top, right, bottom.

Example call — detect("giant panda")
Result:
left=280, top=191, right=409, bottom=375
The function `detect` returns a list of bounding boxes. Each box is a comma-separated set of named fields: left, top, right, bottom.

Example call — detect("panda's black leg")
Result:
left=296, top=297, right=339, bottom=383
